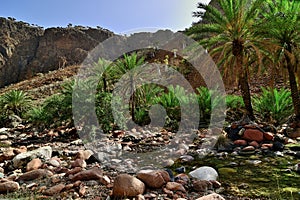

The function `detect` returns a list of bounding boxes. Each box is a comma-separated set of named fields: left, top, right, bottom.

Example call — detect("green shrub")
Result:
left=27, top=81, right=74, bottom=128
left=226, top=95, right=244, bottom=109
left=252, top=87, right=293, bottom=125
left=0, top=90, right=31, bottom=117
left=153, top=85, right=197, bottom=131
left=196, top=87, right=224, bottom=125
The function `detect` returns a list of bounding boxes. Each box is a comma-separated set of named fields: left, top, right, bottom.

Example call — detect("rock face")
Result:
left=0, top=17, right=114, bottom=88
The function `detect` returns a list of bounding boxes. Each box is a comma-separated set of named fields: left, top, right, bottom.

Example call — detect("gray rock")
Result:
left=12, top=146, right=52, bottom=168
left=189, top=166, right=218, bottom=181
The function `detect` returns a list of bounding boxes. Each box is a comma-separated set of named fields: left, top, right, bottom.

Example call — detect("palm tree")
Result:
left=188, top=0, right=265, bottom=120
left=257, top=0, right=300, bottom=119
left=109, top=53, right=145, bottom=121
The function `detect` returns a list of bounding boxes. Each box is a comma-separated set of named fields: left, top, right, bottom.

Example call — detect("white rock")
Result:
left=189, top=166, right=218, bottom=181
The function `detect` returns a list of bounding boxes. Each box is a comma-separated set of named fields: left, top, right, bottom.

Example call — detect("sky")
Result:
left=0, top=0, right=211, bottom=34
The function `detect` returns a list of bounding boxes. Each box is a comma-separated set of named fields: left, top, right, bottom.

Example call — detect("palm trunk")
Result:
left=130, top=76, right=135, bottom=122
left=286, top=55, right=300, bottom=119
left=237, top=55, right=255, bottom=120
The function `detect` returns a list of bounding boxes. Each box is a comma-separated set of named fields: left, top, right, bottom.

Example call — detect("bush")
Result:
left=196, top=87, right=224, bottom=126
left=0, top=90, right=31, bottom=117
left=27, top=81, right=74, bottom=128
left=252, top=87, right=293, bottom=125
left=226, top=95, right=244, bottom=109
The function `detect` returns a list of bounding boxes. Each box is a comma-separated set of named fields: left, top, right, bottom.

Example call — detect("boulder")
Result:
left=264, top=132, right=274, bottom=141
left=196, top=193, right=225, bottom=200
left=13, top=146, right=52, bottom=168
left=193, top=180, right=213, bottom=192
left=249, top=141, right=260, bottom=148
left=165, top=182, right=186, bottom=192
left=136, top=169, right=170, bottom=188
left=112, top=174, right=145, bottom=197
left=242, top=129, right=264, bottom=142
left=26, top=158, right=42, bottom=172
left=234, top=140, right=247, bottom=146
left=43, top=183, right=65, bottom=196
left=189, top=166, right=218, bottom=181
left=18, top=169, right=53, bottom=181
left=0, top=181, right=20, bottom=193
left=70, top=167, right=103, bottom=181
left=71, top=159, right=87, bottom=168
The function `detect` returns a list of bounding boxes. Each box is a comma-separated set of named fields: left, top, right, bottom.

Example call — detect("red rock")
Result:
left=242, top=129, right=264, bottom=142
left=64, top=184, right=74, bottom=190
left=166, top=182, right=186, bottom=193
left=65, top=167, right=82, bottom=177
left=249, top=141, right=260, bottom=148
left=193, top=180, right=212, bottom=192
left=43, top=184, right=65, bottom=196
left=196, top=193, right=225, bottom=200
left=112, top=174, right=145, bottom=197
left=70, top=167, right=103, bottom=181
left=0, top=181, right=19, bottom=193
left=18, top=169, right=53, bottom=181
left=26, top=158, right=43, bottom=172
left=234, top=140, right=247, bottom=146
left=261, top=143, right=273, bottom=149
left=175, top=173, right=190, bottom=185
left=242, top=146, right=256, bottom=151
left=71, top=159, right=86, bottom=168
left=264, top=132, right=274, bottom=141
left=137, top=170, right=170, bottom=189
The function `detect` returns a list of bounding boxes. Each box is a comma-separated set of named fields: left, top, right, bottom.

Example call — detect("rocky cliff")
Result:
left=0, top=17, right=114, bottom=88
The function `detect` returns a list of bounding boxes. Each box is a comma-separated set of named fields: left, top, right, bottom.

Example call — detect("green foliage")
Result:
left=27, top=80, right=74, bottom=128
left=226, top=95, right=244, bottom=109
left=133, top=84, right=164, bottom=126
left=0, top=90, right=31, bottom=117
left=252, top=87, right=293, bottom=125
left=196, top=87, right=224, bottom=125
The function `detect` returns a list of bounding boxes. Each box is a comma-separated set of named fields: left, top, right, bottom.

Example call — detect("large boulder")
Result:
left=112, top=174, right=145, bottom=198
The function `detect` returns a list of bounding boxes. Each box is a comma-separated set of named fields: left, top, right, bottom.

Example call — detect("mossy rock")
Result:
left=285, top=143, right=300, bottom=151
left=251, top=177, right=271, bottom=182
left=218, top=167, right=237, bottom=176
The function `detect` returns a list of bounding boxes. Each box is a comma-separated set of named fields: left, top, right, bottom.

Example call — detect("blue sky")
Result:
left=0, top=0, right=210, bottom=34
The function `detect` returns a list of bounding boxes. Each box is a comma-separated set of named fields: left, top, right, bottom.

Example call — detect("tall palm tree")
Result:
left=258, top=0, right=300, bottom=119
left=109, top=53, right=145, bottom=122
left=188, top=0, right=265, bottom=120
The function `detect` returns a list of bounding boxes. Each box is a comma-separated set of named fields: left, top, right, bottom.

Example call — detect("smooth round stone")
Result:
left=189, top=166, right=218, bottom=181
